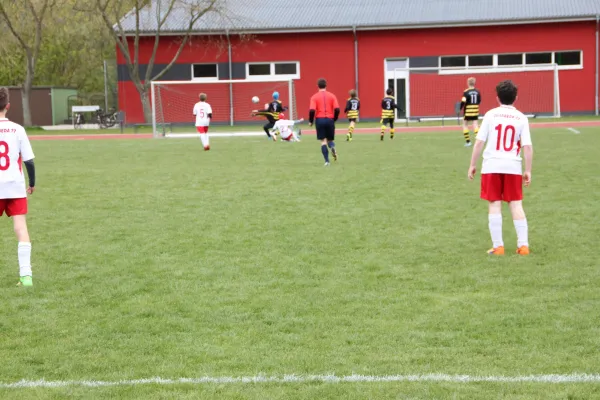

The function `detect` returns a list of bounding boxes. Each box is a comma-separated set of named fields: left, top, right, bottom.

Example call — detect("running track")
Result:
left=29, top=121, right=600, bottom=141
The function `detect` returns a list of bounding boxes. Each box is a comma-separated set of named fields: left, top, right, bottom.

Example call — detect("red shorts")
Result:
left=481, top=173, right=523, bottom=202
left=0, top=198, right=28, bottom=217
left=196, top=126, right=209, bottom=134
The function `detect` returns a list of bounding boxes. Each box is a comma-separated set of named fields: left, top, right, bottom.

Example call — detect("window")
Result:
left=274, top=63, right=297, bottom=75
left=525, top=52, right=552, bottom=65
left=498, top=53, right=523, bottom=66
left=555, top=51, right=581, bottom=66
left=248, top=63, right=271, bottom=76
left=386, top=59, right=408, bottom=71
left=192, top=64, right=218, bottom=79
left=468, top=55, right=493, bottom=67
left=246, top=62, right=300, bottom=79
left=440, top=56, right=466, bottom=68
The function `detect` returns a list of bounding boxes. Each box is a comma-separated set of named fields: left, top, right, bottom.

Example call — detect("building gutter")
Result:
left=226, top=29, right=234, bottom=126
left=596, top=15, right=600, bottom=116
left=353, top=25, right=359, bottom=96
left=124, top=17, right=599, bottom=36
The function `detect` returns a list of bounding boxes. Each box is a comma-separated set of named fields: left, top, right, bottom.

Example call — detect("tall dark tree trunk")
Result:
left=21, top=57, right=35, bottom=127
left=139, top=85, right=152, bottom=123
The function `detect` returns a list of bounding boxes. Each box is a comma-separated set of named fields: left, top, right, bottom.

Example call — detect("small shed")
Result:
left=6, top=87, right=78, bottom=126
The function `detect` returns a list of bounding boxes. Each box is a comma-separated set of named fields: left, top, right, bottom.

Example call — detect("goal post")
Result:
left=394, top=64, right=561, bottom=121
left=151, top=79, right=297, bottom=138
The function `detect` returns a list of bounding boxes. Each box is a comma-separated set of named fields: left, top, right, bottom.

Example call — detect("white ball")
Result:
left=252, top=96, right=259, bottom=104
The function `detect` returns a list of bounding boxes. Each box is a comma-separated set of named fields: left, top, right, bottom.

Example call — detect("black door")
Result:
left=387, top=78, right=407, bottom=119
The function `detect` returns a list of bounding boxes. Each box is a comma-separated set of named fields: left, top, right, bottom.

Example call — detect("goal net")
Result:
left=151, top=79, right=297, bottom=138
left=394, top=65, right=560, bottom=121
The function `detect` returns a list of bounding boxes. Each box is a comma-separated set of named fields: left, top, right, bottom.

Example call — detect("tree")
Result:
left=0, top=0, right=56, bottom=126
left=92, top=0, right=224, bottom=122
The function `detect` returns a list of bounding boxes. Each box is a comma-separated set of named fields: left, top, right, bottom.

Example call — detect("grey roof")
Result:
left=119, top=0, right=600, bottom=34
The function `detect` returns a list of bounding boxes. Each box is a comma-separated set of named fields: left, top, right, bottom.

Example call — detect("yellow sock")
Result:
left=348, top=126, right=354, bottom=137
left=381, top=126, right=386, bottom=135
left=463, top=129, right=470, bottom=143
left=390, top=128, right=395, bottom=138
left=474, top=127, right=479, bottom=136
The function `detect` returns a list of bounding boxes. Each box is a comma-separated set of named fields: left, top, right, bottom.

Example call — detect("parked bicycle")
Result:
left=94, top=108, right=118, bottom=129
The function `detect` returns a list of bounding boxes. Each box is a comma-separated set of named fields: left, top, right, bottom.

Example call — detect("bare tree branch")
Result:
left=0, top=3, right=31, bottom=53
left=144, top=0, right=177, bottom=82
left=151, top=0, right=218, bottom=82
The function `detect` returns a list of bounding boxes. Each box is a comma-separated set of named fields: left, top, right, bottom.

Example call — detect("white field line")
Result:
left=2, top=374, right=600, bottom=389
left=567, top=127, right=581, bottom=134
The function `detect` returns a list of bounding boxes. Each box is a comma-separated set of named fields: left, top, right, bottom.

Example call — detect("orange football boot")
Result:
left=516, top=246, right=530, bottom=255
left=487, top=246, right=505, bottom=255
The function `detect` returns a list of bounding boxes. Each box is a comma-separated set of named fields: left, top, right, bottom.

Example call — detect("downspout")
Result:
left=596, top=15, right=600, bottom=116
left=226, top=29, right=234, bottom=126
left=353, top=26, right=359, bottom=96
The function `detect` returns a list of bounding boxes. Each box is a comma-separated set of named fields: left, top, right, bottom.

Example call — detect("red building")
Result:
left=117, top=1, right=600, bottom=124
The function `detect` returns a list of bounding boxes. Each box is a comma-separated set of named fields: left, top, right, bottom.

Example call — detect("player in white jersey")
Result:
left=468, top=80, right=533, bottom=256
left=193, top=93, right=212, bottom=150
left=272, top=114, right=303, bottom=142
left=0, top=88, right=36, bottom=287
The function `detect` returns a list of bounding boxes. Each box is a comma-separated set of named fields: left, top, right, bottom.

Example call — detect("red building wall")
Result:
left=118, top=21, right=598, bottom=123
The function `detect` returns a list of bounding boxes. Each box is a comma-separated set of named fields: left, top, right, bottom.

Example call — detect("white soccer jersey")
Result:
left=476, top=105, right=532, bottom=175
left=273, top=119, right=295, bottom=139
left=0, top=118, right=35, bottom=199
left=193, top=102, right=212, bottom=126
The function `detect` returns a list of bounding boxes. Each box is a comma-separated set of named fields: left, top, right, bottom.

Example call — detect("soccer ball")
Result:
left=252, top=96, right=259, bottom=104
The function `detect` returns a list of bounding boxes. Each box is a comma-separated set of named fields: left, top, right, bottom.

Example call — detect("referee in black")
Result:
left=309, top=78, right=340, bottom=166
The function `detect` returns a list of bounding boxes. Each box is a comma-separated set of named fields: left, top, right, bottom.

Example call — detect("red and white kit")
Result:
left=0, top=118, right=35, bottom=216
left=273, top=119, right=300, bottom=142
left=476, top=105, right=532, bottom=202
left=193, top=101, right=212, bottom=149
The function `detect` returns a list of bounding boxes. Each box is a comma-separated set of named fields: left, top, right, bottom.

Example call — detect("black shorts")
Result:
left=464, top=116, right=479, bottom=121
left=264, top=121, right=275, bottom=129
left=315, top=118, right=335, bottom=141
left=348, top=118, right=357, bottom=122
left=380, top=118, right=394, bottom=127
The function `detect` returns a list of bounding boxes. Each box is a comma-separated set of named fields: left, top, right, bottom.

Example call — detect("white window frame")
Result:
left=246, top=61, right=300, bottom=81
left=191, top=63, right=219, bottom=81
left=439, top=51, right=582, bottom=74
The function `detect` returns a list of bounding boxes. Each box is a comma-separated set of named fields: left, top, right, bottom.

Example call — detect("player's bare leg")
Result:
left=13, top=215, right=33, bottom=286
left=347, top=121, right=355, bottom=141
left=487, top=201, right=505, bottom=255
left=509, top=200, right=529, bottom=255
left=471, top=120, right=480, bottom=139
left=463, top=119, right=471, bottom=147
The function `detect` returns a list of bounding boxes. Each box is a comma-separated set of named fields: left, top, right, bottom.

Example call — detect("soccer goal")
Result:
left=394, top=64, right=561, bottom=121
left=151, top=79, right=297, bottom=138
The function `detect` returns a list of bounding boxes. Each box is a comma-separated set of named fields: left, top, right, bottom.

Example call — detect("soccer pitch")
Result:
left=1, top=126, right=600, bottom=399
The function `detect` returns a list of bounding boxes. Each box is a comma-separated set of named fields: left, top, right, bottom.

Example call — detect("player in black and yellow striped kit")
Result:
left=380, top=88, right=397, bottom=140
left=460, top=77, right=481, bottom=147
left=344, top=89, right=360, bottom=141
left=251, top=91, right=287, bottom=141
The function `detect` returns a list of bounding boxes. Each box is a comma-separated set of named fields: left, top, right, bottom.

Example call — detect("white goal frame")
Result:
left=150, top=79, right=296, bottom=138
left=394, top=64, right=561, bottom=120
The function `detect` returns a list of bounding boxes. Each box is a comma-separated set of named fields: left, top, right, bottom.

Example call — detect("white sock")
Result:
left=488, top=214, right=503, bottom=248
left=200, top=134, right=209, bottom=148
left=514, top=219, right=529, bottom=247
left=18, top=242, right=32, bottom=277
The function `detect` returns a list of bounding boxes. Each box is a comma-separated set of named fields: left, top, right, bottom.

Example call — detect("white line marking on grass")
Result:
left=567, top=127, right=581, bottom=134
left=2, top=374, right=600, bottom=389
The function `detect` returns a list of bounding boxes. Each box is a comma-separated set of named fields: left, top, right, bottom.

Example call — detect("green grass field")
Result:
left=1, top=127, right=600, bottom=399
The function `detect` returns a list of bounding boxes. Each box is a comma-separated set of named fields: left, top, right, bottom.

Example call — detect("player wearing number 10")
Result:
left=468, top=80, right=533, bottom=256
left=0, top=87, right=36, bottom=287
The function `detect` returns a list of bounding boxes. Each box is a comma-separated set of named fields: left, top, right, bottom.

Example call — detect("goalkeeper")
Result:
left=251, top=92, right=288, bottom=140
